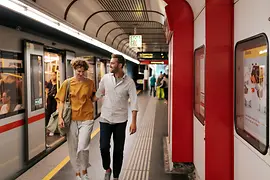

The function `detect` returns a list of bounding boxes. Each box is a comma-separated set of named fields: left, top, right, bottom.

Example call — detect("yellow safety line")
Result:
left=42, top=127, right=100, bottom=180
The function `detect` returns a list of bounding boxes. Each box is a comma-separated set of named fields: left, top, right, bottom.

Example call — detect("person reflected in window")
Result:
left=0, top=91, right=11, bottom=114
left=45, top=72, right=58, bottom=136
left=55, top=58, right=96, bottom=180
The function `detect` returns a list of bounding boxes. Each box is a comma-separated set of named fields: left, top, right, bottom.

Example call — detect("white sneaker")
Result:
left=49, top=132, right=54, bottom=136
left=81, top=174, right=89, bottom=180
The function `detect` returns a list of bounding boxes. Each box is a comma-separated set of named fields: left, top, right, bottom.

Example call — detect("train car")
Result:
left=0, top=8, right=113, bottom=180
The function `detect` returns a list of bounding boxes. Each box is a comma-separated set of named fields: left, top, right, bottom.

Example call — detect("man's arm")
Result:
left=95, top=76, right=106, bottom=100
left=128, top=80, right=138, bottom=135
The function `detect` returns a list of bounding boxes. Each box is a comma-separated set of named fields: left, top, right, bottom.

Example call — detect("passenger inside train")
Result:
left=45, top=72, right=57, bottom=136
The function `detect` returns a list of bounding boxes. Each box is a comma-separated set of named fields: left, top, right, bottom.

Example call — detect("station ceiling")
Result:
left=22, top=0, right=169, bottom=58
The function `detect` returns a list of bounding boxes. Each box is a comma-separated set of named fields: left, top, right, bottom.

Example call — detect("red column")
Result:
left=205, top=0, right=234, bottom=179
left=165, top=0, right=194, bottom=162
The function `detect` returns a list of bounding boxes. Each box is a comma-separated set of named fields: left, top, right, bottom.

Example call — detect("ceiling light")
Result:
left=0, top=0, right=140, bottom=64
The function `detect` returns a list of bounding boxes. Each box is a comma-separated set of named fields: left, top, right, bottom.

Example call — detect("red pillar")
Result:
left=165, top=0, right=194, bottom=162
left=205, top=0, right=234, bottom=179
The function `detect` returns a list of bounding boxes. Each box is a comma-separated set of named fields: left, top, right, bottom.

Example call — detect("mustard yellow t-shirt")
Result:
left=55, top=77, right=96, bottom=121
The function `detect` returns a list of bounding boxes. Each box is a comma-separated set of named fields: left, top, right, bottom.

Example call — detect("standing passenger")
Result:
left=45, top=72, right=57, bottom=136
left=55, top=58, right=96, bottom=180
left=156, top=72, right=164, bottom=99
left=95, top=54, right=138, bottom=180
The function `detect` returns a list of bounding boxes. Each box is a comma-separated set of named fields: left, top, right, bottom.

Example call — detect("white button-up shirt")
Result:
left=96, top=73, right=138, bottom=124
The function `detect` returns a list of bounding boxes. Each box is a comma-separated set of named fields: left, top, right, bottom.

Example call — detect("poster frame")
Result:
left=193, top=45, right=205, bottom=125
left=234, top=33, right=269, bottom=155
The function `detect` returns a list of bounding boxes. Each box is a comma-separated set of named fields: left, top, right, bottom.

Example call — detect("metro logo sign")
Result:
left=129, top=35, right=142, bottom=48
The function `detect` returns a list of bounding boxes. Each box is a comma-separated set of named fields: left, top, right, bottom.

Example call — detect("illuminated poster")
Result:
left=194, top=46, right=205, bottom=124
left=243, top=45, right=267, bottom=144
left=199, top=53, right=205, bottom=117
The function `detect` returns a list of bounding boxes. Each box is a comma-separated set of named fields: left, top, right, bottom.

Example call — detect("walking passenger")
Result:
left=55, top=58, right=96, bottom=180
left=149, top=74, right=156, bottom=96
left=95, top=54, right=138, bottom=180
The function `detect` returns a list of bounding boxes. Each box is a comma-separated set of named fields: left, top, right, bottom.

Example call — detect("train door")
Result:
left=65, top=51, right=75, bottom=79
left=24, top=41, right=46, bottom=160
left=44, top=48, right=65, bottom=148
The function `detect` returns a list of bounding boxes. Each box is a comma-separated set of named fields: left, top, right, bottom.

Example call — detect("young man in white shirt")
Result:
left=95, top=54, right=138, bottom=180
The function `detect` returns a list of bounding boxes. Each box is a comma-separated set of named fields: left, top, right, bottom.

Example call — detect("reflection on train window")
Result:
left=66, top=59, right=73, bottom=79
left=194, top=46, right=205, bottom=125
left=0, top=73, right=24, bottom=115
left=235, top=34, right=269, bottom=154
left=31, top=55, right=43, bottom=111
left=0, top=52, right=24, bottom=118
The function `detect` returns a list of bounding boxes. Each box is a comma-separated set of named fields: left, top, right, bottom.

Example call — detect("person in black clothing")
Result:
left=45, top=72, right=57, bottom=130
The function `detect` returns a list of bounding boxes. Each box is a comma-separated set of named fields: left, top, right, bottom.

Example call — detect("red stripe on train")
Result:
left=28, top=113, right=45, bottom=124
left=0, top=120, right=24, bottom=133
left=0, top=113, right=45, bottom=133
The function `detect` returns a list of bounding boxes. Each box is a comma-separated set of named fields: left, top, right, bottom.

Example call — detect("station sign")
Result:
left=129, top=35, right=142, bottom=48
left=137, top=52, right=168, bottom=60
left=139, top=60, right=168, bottom=65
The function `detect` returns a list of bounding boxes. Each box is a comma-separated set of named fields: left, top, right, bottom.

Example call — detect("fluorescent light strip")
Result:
left=0, top=0, right=140, bottom=64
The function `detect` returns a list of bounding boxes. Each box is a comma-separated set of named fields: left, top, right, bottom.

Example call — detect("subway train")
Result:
left=0, top=11, right=136, bottom=180
left=189, top=0, right=270, bottom=179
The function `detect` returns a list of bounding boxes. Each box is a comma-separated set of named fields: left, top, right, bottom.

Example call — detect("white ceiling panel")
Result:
left=186, top=0, right=205, bottom=19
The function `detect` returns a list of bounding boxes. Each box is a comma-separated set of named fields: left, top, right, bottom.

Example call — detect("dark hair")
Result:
left=71, top=58, right=89, bottom=70
left=111, top=54, right=125, bottom=68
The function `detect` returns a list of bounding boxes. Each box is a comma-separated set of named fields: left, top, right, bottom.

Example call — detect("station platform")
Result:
left=17, top=92, right=189, bottom=180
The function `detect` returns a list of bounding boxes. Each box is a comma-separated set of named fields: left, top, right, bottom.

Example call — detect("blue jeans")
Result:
left=100, top=121, right=127, bottom=178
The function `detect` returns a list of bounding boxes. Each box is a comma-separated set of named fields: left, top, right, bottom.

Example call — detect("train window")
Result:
left=30, top=55, right=44, bottom=111
left=194, top=46, right=205, bottom=125
left=0, top=52, right=25, bottom=118
left=235, top=34, right=269, bottom=154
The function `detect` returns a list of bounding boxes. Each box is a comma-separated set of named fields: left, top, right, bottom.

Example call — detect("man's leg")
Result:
left=100, top=122, right=113, bottom=180
left=112, top=121, right=127, bottom=178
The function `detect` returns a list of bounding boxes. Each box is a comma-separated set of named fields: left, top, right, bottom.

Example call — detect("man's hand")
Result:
left=129, top=122, right=137, bottom=135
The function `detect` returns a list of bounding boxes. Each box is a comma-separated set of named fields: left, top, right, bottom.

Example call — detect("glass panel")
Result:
left=31, top=55, right=43, bottom=111
left=86, top=63, right=95, bottom=81
left=235, top=34, right=269, bottom=154
left=96, top=62, right=106, bottom=114
left=0, top=54, right=24, bottom=118
left=44, top=52, right=61, bottom=89
left=66, top=59, right=73, bottom=79
left=106, top=62, right=110, bottom=73
left=194, top=46, right=205, bottom=125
